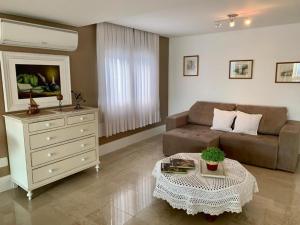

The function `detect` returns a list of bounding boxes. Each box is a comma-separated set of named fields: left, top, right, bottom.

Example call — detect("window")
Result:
left=97, top=23, right=160, bottom=137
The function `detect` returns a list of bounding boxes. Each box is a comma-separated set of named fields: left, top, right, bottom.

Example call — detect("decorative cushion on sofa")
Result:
left=188, top=101, right=236, bottom=126
left=211, top=108, right=237, bottom=132
left=236, top=104, right=287, bottom=135
left=219, top=132, right=278, bottom=169
left=233, top=111, right=262, bottom=135
left=162, top=124, right=221, bottom=156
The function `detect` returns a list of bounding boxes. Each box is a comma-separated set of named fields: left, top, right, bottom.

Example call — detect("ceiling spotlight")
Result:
left=214, top=13, right=241, bottom=29
left=244, top=18, right=252, bottom=26
left=215, top=21, right=222, bottom=28
left=228, top=13, right=238, bottom=28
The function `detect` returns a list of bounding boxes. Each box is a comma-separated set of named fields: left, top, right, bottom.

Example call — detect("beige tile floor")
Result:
left=1, top=135, right=300, bottom=225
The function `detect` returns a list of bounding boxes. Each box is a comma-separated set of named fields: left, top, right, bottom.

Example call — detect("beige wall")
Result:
left=159, top=36, right=169, bottom=123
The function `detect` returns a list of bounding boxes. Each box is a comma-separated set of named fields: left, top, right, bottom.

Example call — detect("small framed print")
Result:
left=183, top=55, right=199, bottom=76
left=229, top=60, right=253, bottom=79
left=275, top=62, right=300, bottom=83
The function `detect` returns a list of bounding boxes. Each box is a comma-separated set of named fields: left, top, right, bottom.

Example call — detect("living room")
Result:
left=0, top=1, right=300, bottom=225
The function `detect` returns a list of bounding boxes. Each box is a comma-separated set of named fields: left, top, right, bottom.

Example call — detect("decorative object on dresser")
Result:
left=0, top=51, right=72, bottom=112
left=183, top=55, right=199, bottom=76
left=27, top=91, right=40, bottom=115
left=275, top=61, right=300, bottom=83
left=72, top=90, right=86, bottom=110
left=4, top=106, right=99, bottom=200
left=56, top=94, right=64, bottom=112
left=229, top=60, right=253, bottom=79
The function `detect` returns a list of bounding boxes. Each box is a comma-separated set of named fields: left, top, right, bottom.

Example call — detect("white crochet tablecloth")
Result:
left=152, top=153, right=258, bottom=216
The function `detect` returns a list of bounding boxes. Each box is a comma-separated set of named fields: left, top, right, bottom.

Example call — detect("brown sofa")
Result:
left=163, top=101, right=300, bottom=172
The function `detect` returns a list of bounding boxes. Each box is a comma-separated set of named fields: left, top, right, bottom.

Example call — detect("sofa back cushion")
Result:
left=188, top=101, right=236, bottom=126
left=236, top=104, right=287, bottom=135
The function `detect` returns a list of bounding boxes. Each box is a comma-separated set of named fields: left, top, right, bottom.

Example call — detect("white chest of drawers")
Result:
left=4, top=106, right=100, bottom=200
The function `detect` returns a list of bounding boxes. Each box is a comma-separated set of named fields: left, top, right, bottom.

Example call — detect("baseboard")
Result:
left=0, top=175, right=14, bottom=193
left=99, top=125, right=165, bottom=156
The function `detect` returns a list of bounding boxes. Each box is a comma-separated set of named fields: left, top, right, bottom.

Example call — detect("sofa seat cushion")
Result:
left=236, top=104, right=287, bottom=135
left=188, top=101, right=236, bottom=126
left=163, top=125, right=222, bottom=156
left=220, top=132, right=278, bottom=169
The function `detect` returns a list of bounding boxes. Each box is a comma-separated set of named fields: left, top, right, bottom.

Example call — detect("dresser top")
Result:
left=3, top=106, right=99, bottom=122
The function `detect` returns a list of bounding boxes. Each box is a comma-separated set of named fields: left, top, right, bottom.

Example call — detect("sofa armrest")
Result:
left=166, top=111, right=189, bottom=131
left=278, top=121, right=300, bottom=172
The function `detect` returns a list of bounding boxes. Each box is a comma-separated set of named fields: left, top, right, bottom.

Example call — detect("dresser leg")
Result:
left=95, top=164, right=100, bottom=173
left=27, top=191, right=33, bottom=200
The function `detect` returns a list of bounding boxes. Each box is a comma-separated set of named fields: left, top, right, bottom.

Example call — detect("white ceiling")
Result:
left=1, top=0, right=300, bottom=37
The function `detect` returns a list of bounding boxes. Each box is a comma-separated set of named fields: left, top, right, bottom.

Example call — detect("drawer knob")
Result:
left=47, top=153, right=54, bottom=157
left=45, top=123, right=51, bottom=127
left=80, top=129, right=85, bottom=133
left=81, top=144, right=86, bottom=148
left=48, top=169, right=53, bottom=173
left=81, top=157, right=87, bottom=162
left=80, top=117, right=85, bottom=121
left=46, top=137, right=52, bottom=141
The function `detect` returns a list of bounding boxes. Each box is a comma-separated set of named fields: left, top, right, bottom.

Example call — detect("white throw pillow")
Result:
left=211, top=108, right=236, bottom=132
left=233, top=111, right=263, bottom=135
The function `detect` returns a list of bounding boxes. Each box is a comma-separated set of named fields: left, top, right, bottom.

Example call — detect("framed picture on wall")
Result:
left=229, top=60, right=253, bottom=79
left=0, top=51, right=72, bottom=112
left=183, top=55, right=199, bottom=76
left=275, top=62, right=300, bottom=83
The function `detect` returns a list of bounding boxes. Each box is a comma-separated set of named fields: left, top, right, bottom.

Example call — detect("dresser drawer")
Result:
left=32, top=150, right=96, bottom=183
left=67, top=113, right=95, bottom=125
left=30, top=123, right=96, bottom=149
left=31, top=136, right=96, bottom=167
left=29, top=118, right=65, bottom=132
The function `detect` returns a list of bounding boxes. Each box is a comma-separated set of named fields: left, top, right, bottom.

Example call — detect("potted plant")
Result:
left=201, top=147, right=225, bottom=171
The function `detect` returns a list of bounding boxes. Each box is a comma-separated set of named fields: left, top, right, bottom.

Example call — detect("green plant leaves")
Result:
left=201, top=147, right=225, bottom=162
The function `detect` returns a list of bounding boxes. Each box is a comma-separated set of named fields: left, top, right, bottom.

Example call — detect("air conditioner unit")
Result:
left=0, top=18, right=78, bottom=51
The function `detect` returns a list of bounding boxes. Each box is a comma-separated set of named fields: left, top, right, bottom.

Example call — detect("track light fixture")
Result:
left=228, top=14, right=238, bottom=28
left=215, top=21, right=222, bottom=29
left=244, top=18, right=252, bottom=26
left=214, top=13, right=252, bottom=29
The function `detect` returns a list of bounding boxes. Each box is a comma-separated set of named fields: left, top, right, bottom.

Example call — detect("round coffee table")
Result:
left=152, top=153, right=258, bottom=216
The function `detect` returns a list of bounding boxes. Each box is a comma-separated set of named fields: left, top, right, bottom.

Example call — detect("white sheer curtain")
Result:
left=97, top=23, right=160, bottom=137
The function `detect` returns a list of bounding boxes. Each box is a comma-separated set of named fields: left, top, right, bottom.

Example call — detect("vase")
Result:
left=206, top=161, right=218, bottom=171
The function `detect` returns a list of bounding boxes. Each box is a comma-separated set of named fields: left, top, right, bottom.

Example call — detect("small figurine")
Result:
left=27, top=91, right=39, bottom=115
left=72, top=90, right=86, bottom=110
left=56, top=94, right=63, bottom=111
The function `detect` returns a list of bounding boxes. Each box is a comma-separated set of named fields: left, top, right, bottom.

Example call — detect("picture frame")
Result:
left=183, top=55, right=199, bottom=76
left=229, top=60, right=253, bottom=79
left=0, top=51, right=72, bottom=112
left=275, top=62, right=300, bottom=83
